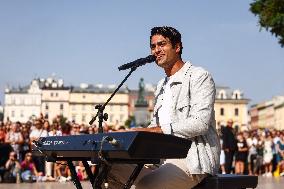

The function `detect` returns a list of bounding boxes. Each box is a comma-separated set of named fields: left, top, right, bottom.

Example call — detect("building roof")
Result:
left=71, top=84, right=129, bottom=93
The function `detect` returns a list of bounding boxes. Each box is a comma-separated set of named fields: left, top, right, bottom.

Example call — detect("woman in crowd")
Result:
left=263, top=132, right=274, bottom=177
left=19, top=124, right=31, bottom=162
left=276, top=132, right=284, bottom=176
left=235, top=132, right=248, bottom=174
left=5, top=122, right=23, bottom=161
left=54, top=161, right=71, bottom=182
left=21, top=152, right=43, bottom=182
left=255, top=135, right=264, bottom=175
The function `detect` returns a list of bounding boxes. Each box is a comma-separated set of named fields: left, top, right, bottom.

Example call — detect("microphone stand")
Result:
left=89, top=66, right=137, bottom=133
left=87, top=67, right=138, bottom=189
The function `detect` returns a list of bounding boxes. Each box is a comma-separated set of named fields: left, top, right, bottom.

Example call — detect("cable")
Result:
left=98, top=136, right=112, bottom=166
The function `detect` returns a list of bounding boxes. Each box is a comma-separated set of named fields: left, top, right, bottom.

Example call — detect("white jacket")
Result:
left=149, top=62, right=221, bottom=175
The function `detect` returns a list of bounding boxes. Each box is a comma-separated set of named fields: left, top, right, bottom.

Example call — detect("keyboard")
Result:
left=32, top=131, right=191, bottom=161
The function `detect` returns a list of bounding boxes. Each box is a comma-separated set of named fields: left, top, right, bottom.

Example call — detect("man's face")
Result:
left=150, top=35, right=180, bottom=69
left=35, top=121, right=42, bottom=129
left=227, top=120, right=233, bottom=128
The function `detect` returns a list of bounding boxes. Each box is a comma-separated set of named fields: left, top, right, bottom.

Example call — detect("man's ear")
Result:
left=175, top=43, right=181, bottom=54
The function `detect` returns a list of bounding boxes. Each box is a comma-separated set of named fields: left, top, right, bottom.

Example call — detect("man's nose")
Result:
left=153, top=45, right=162, bottom=54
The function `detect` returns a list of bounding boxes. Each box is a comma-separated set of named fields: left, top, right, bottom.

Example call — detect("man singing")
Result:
left=108, top=26, right=220, bottom=189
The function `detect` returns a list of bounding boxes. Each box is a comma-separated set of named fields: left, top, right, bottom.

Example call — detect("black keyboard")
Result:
left=32, top=131, right=191, bottom=161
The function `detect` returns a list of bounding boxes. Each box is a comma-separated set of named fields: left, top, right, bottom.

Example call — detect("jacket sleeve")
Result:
left=171, top=69, right=216, bottom=138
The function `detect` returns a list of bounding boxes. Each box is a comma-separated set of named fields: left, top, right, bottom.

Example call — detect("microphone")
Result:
left=118, top=55, right=156, bottom=71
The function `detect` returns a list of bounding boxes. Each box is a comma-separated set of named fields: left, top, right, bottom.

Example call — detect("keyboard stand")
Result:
left=66, top=159, right=159, bottom=189
left=67, top=160, right=83, bottom=189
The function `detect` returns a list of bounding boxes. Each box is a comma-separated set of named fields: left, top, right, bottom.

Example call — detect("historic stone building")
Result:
left=214, top=86, right=250, bottom=130
left=4, top=79, right=42, bottom=122
left=3, top=77, right=250, bottom=130
left=69, top=83, right=129, bottom=126
left=250, top=96, right=284, bottom=130
left=41, top=77, right=70, bottom=123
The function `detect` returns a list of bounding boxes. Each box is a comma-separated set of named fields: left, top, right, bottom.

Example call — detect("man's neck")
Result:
left=164, top=60, right=185, bottom=77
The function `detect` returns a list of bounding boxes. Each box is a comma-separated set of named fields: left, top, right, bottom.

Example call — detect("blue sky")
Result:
left=0, top=0, right=283, bottom=105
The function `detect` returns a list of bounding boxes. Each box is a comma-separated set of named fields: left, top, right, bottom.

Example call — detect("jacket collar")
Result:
left=169, top=61, right=192, bottom=86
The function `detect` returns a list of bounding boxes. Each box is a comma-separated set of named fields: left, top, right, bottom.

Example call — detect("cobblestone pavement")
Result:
left=0, top=177, right=283, bottom=189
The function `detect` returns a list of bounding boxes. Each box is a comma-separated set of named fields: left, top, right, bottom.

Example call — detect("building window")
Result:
left=72, top=114, right=77, bottom=122
left=50, top=93, right=54, bottom=97
left=11, top=110, right=15, bottom=117
left=45, top=104, right=49, bottom=110
left=109, top=114, right=113, bottom=123
left=235, top=108, right=239, bottom=116
left=82, top=95, right=86, bottom=99
left=20, top=110, right=24, bottom=118
left=218, top=90, right=227, bottom=99
left=60, top=104, right=64, bottom=110
left=120, top=114, right=124, bottom=122
left=220, top=108, right=224, bottom=116
left=11, top=98, right=15, bottom=105
left=82, top=114, right=86, bottom=122
left=55, top=93, right=58, bottom=97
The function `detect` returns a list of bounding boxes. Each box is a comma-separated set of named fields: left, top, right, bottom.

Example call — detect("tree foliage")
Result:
left=250, top=0, right=284, bottom=47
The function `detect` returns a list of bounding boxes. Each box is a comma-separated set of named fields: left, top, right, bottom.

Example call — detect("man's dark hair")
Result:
left=150, top=26, right=183, bottom=56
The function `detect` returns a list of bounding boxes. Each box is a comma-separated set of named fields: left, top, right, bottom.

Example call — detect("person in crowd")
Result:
left=49, top=122, right=63, bottom=136
left=61, top=122, right=71, bottom=136
left=235, top=132, right=248, bottom=174
left=219, top=129, right=226, bottom=174
left=41, top=120, right=56, bottom=181
left=5, top=122, right=24, bottom=161
left=3, top=151, right=21, bottom=183
left=29, top=119, right=48, bottom=174
left=21, top=152, right=43, bottom=182
left=45, top=122, right=62, bottom=181
left=88, top=126, right=95, bottom=134
left=19, top=124, right=31, bottom=163
left=246, top=132, right=258, bottom=175
left=263, top=132, right=274, bottom=177
left=222, top=119, right=237, bottom=174
left=255, top=135, right=264, bottom=175
left=276, top=132, right=284, bottom=176
left=54, top=161, right=71, bottom=182
left=71, top=124, right=81, bottom=135
left=76, top=161, right=88, bottom=181
left=0, top=123, right=6, bottom=143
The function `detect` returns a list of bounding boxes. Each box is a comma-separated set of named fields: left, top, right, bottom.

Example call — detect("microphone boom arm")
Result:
left=89, top=67, right=138, bottom=133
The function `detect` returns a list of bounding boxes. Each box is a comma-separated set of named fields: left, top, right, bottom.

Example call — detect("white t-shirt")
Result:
left=158, top=77, right=173, bottom=134
left=30, top=129, right=48, bottom=139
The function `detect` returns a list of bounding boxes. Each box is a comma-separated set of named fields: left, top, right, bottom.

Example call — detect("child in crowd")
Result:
left=21, top=152, right=43, bottom=182
left=235, top=133, right=248, bottom=174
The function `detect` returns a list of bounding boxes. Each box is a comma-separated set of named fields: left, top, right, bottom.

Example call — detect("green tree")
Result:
left=124, top=116, right=135, bottom=128
left=250, top=0, right=284, bottom=47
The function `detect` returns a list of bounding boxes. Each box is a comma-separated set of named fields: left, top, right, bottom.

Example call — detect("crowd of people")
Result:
left=0, top=115, right=284, bottom=183
left=219, top=119, right=284, bottom=177
left=0, top=115, right=125, bottom=183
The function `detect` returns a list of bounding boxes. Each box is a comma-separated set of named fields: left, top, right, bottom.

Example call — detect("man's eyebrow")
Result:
left=151, top=40, right=167, bottom=46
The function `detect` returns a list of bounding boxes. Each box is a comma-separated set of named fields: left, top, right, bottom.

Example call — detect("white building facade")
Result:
left=4, top=79, right=42, bottom=122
